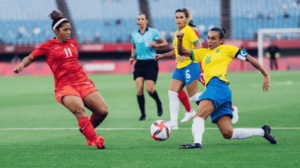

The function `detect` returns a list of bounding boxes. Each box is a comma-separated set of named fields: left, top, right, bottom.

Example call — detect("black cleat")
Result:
left=157, top=105, right=163, bottom=117
left=139, top=116, right=146, bottom=121
left=178, top=143, right=202, bottom=149
left=262, top=125, right=277, bottom=144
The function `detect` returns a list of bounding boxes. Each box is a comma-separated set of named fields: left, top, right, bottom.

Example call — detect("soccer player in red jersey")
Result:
left=13, top=11, right=106, bottom=149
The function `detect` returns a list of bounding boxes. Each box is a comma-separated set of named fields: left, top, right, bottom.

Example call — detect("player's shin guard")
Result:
left=178, top=89, right=192, bottom=112
left=78, top=116, right=98, bottom=142
left=189, top=92, right=202, bottom=102
left=231, top=128, right=264, bottom=139
left=168, top=90, right=179, bottom=126
left=90, top=113, right=107, bottom=128
left=192, top=117, right=205, bottom=144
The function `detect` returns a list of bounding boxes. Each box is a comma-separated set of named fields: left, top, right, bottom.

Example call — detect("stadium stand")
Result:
left=231, top=0, right=300, bottom=40
left=0, top=0, right=58, bottom=45
left=0, top=0, right=299, bottom=44
left=66, top=0, right=139, bottom=43
left=148, top=0, right=220, bottom=41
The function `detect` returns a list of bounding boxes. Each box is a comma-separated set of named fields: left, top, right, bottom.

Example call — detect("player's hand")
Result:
left=263, top=75, right=271, bottom=91
left=176, top=55, right=187, bottom=62
left=176, top=32, right=184, bottom=40
left=129, top=57, right=135, bottom=64
left=13, top=65, right=24, bottom=73
left=150, top=42, right=157, bottom=48
left=155, top=54, right=163, bottom=60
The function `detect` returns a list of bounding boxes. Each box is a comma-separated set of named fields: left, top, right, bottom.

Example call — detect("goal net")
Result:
left=257, top=28, right=300, bottom=66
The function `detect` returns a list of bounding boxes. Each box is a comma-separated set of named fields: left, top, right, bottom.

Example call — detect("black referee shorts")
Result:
left=133, top=59, right=159, bottom=83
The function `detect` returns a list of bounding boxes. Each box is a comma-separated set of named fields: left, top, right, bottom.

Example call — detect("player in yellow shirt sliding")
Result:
left=176, top=27, right=277, bottom=149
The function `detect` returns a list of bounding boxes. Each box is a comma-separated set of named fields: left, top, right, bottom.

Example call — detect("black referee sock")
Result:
left=149, top=90, right=162, bottom=107
left=137, top=95, right=145, bottom=117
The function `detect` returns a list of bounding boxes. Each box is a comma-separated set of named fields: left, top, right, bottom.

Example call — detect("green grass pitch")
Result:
left=0, top=71, right=299, bottom=167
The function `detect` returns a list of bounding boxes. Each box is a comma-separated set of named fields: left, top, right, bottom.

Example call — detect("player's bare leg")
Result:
left=178, top=100, right=214, bottom=149
left=135, top=77, right=146, bottom=120
left=63, top=95, right=88, bottom=120
left=180, top=80, right=201, bottom=123
left=63, top=95, right=104, bottom=149
left=217, top=115, right=277, bottom=144
left=84, top=91, right=109, bottom=128
left=146, top=80, right=163, bottom=117
left=216, top=115, right=234, bottom=139
left=169, top=79, right=184, bottom=130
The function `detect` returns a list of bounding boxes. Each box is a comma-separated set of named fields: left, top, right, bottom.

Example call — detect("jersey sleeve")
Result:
left=152, top=29, right=161, bottom=41
left=226, top=45, right=248, bottom=61
left=191, top=48, right=207, bottom=62
left=186, top=27, right=199, bottom=44
left=30, top=42, right=49, bottom=58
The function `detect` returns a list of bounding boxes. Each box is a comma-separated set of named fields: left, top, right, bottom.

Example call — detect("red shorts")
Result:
left=55, top=80, right=98, bottom=105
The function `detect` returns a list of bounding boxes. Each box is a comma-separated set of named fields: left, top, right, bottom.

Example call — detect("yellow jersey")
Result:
left=173, top=25, right=199, bottom=69
left=192, top=45, right=247, bottom=87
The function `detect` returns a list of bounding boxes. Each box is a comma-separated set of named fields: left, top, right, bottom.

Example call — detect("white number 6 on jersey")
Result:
left=186, top=70, right=191, bottom=79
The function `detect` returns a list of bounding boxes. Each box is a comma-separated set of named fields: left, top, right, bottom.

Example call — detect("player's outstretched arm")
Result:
left=154, top=50, right=175, bottom=60
left=14, top=55, right=34, bottom=73
left=246, top=55, right=270, bottom=91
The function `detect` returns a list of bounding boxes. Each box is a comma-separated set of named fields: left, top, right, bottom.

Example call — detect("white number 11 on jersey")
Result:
left=64, top=48, right=72, bottom=57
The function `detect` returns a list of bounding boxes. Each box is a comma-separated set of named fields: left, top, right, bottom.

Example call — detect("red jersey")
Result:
left=31, top=38, right=89, bottom=90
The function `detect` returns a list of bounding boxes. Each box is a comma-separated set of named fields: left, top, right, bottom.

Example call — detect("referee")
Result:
left=130, top=13, right=168, bottom=121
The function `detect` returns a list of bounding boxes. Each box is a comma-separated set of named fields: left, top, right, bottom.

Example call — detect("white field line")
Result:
left=252, top=80, right=294, bottom=87
left=0, top=127, right=299, bottom=131
left=271, top=80, right=293, bottom=86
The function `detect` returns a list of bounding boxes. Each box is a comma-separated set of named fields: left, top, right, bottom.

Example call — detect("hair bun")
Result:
left=49, top=10, right=62, bottom=20
left=222, top=28, right=227, bottom=34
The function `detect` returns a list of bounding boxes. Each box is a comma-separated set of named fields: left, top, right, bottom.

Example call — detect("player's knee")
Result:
left=168, top=90, right=178, bottom=99
left=189, top=93, right=200, bottom=102
left=100, top=107, right=109, bottom=116
left=146, top=87, right=154, bottom=94
left=73, top=107, right=86, bottom=117
left=137, top=87, right=143, bottom=95
left=222, top=130, right=233, bottom=139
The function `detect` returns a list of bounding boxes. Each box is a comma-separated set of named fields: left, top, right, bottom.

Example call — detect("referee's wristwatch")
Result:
left=130, top=56, right=136, bottom=59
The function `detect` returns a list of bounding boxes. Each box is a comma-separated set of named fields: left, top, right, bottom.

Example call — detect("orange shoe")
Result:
left=86, top=139, right=95, bottom=146
left=95, top=136, right=105, bottom=149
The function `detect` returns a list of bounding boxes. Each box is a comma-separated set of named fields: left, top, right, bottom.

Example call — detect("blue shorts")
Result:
left=172, top=62, right=200, bottom=85
left=199, top=78, right=232, bottom=124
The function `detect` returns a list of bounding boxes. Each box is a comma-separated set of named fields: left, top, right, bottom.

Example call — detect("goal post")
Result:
left=257, top=28, right=300, bottom=66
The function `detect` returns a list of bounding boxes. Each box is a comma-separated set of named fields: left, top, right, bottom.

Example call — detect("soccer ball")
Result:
left=150, top=120, right=171, bottom=141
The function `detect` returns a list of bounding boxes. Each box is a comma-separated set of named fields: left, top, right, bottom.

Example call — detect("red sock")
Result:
left=90, top=113, right=107, bottom=128
left=178, top=89, right=192, bottom=112
left=231, top=106, right=235, bottom=112
left=78, top=116, right=97, bottom=142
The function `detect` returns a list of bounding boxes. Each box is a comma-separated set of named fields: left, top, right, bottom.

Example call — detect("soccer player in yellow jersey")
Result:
left=175, top=27, right=277, bottom=149
left=155, top=8, right=202, bottom=130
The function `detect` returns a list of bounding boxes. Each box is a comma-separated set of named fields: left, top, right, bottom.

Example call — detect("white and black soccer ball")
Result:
left=150, top=120, right=171, bottom=141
